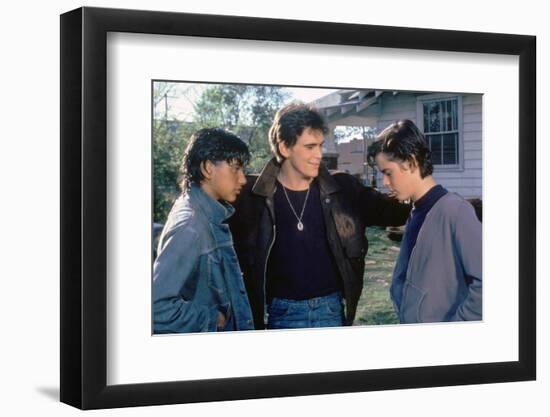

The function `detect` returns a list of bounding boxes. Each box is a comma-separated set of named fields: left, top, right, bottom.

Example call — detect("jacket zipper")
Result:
left=263, top=224, right=276, bottom=326
left=399, top=203, right=435, bottom=322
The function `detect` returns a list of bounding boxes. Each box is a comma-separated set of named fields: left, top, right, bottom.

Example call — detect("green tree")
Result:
left=192, top=84, right=290, bottom=173
left=152, top=82, right=194, bottom=224
left=153, top=119, right=195, bottom=224
left=153, top=82, right=291, bottom=224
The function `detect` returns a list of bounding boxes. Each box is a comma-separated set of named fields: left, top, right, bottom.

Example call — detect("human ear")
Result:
left=278, top=141, right=290, bottom=158
left=200, top=160, right=215, bottom=180
left=277, top=141, right=289, bottom=158
left=407, top=156, right=419, bottom=173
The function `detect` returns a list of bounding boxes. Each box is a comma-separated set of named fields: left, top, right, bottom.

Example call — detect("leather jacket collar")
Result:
left=251, top=158, right=341, bottom=198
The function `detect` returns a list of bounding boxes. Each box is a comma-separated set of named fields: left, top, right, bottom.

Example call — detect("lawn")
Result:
left=353, top=226, right=401, bottom=326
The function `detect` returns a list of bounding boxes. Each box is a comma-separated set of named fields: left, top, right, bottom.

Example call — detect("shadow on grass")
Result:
left=354, top=226, right=400, bottom=326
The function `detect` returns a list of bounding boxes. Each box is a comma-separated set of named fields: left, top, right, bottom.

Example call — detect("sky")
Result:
left=153, top=82, right=338, bottom=121
left=285, top=87, right=339, bottom=103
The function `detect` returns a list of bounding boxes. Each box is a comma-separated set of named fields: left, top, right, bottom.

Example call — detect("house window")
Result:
left=422, top=98, right=459, bottom=166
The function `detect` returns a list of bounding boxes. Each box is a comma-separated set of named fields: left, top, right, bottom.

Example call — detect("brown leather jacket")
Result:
left=228, top=159, right=410, bottom=329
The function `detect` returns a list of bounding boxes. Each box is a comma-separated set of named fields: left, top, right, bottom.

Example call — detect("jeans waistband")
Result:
left=271, top=291, right=342, bottom=307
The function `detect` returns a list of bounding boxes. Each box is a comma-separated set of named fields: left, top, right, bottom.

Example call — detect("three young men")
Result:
left=153, top=106, right=481, bottom=333
left=228, top=103, right=410, bottom=329
left=153, top=128, right=254, bottom=333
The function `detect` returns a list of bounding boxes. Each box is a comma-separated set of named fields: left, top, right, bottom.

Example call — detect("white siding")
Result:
left=376, top=95, right=418, bottom=131
left=424, top=93, right=482, bottom=199
left=464, top=140, right=482, bottom=151
left=457, top=94, right=482, bottom=198
left=336, top=139, right=365, bottom=175
left=464, top=121, right=482, bottom=133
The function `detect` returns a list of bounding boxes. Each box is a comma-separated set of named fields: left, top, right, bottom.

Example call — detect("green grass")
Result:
left=353, top=227, right=401, bottom=326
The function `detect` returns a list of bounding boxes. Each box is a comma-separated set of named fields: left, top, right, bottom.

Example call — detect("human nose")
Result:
left=237, top=169, right=246, bottom=186
left=315, top=146, right=323, bottom=159
left=382, top=175, right=389, bottom=188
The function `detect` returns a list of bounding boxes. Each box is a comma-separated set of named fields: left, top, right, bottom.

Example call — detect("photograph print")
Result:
left=151, top=81, right=483, bottom=335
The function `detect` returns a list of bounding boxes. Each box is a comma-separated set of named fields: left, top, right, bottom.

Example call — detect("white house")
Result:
left=312, top=90, right=482, bottom=200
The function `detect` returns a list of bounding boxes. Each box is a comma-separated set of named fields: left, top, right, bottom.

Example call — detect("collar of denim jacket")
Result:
left=188, top=183, right=235, bottom=224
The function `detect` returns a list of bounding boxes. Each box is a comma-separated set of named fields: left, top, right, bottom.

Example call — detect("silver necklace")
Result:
left=281, top=183, right=310, bottom=231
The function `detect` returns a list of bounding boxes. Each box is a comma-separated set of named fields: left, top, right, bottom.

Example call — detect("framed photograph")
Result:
left=60, top=6, right=536, bottom=410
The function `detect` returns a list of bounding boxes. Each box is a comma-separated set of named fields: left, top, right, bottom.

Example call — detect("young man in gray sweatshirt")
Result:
left=370, top=119, right=482, bottom=323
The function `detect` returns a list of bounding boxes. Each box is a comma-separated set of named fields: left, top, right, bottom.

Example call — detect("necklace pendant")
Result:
left=297, top=221, right=304, bottom=231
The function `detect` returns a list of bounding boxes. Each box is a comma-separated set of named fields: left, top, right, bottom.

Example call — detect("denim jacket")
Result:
left=153, top=184, right=254, bottom=333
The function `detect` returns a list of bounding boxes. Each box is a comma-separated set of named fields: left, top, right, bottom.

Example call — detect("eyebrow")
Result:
left=304, top=140, right=325, bottom=146
left=227, top=159, right=244, bottom=166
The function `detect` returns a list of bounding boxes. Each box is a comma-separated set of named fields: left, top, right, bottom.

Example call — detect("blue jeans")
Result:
left=267, top=292, right=345, bottom=329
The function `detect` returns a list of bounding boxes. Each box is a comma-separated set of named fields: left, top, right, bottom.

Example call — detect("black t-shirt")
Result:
left=266, top=180, right=342, bottom=301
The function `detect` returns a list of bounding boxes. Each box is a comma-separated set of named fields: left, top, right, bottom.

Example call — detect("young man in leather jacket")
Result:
left=228, top=103, right=410, bottom=330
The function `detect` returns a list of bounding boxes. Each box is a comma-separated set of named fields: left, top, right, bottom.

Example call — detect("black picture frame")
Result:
left=60, top=6, right=536, bottom=410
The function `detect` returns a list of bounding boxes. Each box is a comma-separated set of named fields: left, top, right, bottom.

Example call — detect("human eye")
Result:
left=231, top=163, right=244, bottom=174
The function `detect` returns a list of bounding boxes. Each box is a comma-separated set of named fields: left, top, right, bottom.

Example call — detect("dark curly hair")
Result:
left=268, top=102, right=328, bottom=163
left=179, top=128, right=250, bottom=192
left=367, top=119, right=433, bottom=178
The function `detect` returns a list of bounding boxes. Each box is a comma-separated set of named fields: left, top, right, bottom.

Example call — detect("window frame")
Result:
left=416, top=93, right=464, bottom=171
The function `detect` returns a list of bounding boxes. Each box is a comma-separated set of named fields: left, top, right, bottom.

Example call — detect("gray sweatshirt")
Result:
left=391, top=192, right=482, bottom=323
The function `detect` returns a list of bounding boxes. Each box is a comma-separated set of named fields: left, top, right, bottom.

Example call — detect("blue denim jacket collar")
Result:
left=188, top=183, right=235, bottom=225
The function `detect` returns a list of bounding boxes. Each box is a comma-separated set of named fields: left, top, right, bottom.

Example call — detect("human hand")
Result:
left=217, top=312, right=226, bottom=329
